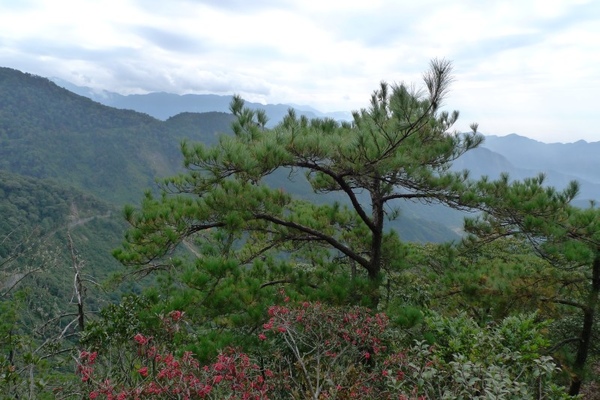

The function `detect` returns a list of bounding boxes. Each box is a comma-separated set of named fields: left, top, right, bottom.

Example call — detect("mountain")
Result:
left=479, top=134, right=600, bottom=205
left=0, top=67, right=173, bottom=204
left=51, top=78, right=353, bottom=124
left=9, top=65, right=600, bottom=322
left=0, top=68, right=242, bottom=205
left=54, top=77, right=600, bottom=206
left=47, top=73, right=600, bottom=220
left=483, top=134, right=600, bottom=183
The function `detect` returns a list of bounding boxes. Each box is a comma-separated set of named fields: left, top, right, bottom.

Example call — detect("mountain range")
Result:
left=0, top=65, right=457, bottom=292
left=1, top=68, right=597, bottom=244
left=51, top=75, right=600, bottom=208
left=50, top=77, right=353, bottom=124
left=2, top=68, right=597, bottom=238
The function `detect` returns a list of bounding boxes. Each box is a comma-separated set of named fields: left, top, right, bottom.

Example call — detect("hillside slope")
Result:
left=0, top=68, right=191, bottom=204
left=0, top=170, right=129, bottom=333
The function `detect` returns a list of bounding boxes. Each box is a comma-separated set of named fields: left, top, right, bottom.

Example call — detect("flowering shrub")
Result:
left=259, top=301, right=391, bottom=398
left=78, top=345, right=271, bottom=399
left=76, top=303, right=573, bottom=399
left=77, top=309, right=271, bottom=399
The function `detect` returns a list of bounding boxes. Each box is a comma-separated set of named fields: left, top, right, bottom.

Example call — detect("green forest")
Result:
left=1, top=61, right=599, bottom=399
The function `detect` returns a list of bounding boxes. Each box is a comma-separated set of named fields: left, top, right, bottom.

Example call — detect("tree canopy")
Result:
left=465, top=173, right=599, bottom=395
left=116, top=59, right=482, bottom=306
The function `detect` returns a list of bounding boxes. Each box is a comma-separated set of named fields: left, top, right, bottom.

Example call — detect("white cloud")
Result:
left=0, top=0, right=599, bottom=142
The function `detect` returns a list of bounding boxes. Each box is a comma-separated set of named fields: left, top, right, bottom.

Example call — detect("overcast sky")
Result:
left=1, top=0, right=598, bottom=143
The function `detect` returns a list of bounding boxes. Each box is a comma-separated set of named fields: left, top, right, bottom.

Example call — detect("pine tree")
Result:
left=115, top=59, right=482, bottom=307
left=466, top=173, right=599, bottom=395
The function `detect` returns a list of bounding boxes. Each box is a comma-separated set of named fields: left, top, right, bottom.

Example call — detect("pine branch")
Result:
left=254, top=213, right=370, bottom=271
left=294, top=161, right=375, bottom=232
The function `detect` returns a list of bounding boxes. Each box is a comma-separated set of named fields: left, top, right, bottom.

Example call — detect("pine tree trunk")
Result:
left=368, top=185, right=384, bottom=308
left=568, top=251, right=600, bottom=396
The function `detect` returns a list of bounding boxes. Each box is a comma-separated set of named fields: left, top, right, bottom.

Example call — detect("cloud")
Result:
left=0, top=0, right=599, bottom=141
left=188, top=0, right=296, bottom=12
left=133, top=26, right=205, bottom=53
left=1, top=0, right=39, bottom=11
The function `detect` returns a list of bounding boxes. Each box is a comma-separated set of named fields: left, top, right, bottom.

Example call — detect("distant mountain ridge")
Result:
left=51, top=76, right=600, bottom=206
left=483, top=133, right=600, bottom=184
left=475, top=134, right=600, bottom=206
left=452, top=146, right=600, bottom=208
left=50, top=77, right=353, bottom=124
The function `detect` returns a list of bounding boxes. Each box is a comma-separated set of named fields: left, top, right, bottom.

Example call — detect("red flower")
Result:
left=170, top=310, right=183, bottom=322
left=138, top=366, right=149, bottom=377
left=134, top=333, right=149, bottom=345
left=214, top=362, right=226, bottom=372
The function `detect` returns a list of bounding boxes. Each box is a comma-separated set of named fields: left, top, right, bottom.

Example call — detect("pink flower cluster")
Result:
left=77, top=305, right=431, bottom=399
left=77, top=351, right=98, bottom=382
left=77, top=311, right=271, bottom=399
left=256, top=301, right=393, bottom=398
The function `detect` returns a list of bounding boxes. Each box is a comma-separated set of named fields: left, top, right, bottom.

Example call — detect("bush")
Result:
left=74, top=303, right=573, bottom=399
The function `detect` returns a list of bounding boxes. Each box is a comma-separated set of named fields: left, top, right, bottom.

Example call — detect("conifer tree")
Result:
left=465, top=173, right=599, bottom=395
left=115, top=59, right=482, bottom=307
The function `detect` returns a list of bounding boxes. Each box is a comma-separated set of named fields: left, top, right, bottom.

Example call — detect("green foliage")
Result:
left=0, top=289, right=76, bottom=399
left=0, top=171, right=127, bottom=312
left=466, top=172, right=600, bottom=395
left=117, top=59, right=483, bottom=309
left=74, top=301, right=572, bottom=399
left=417, top=238, right=564, bottom=322
left=388, top=312, right=572, bottom=399
left=424, top=312, right=550, bottom=362
left=0, top=171, right=140, bottom=398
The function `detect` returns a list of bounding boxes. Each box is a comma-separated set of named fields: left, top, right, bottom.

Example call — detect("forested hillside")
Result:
left=0, top=171, right=130, bottom=385
left=0, top=68, right=172, bottom=204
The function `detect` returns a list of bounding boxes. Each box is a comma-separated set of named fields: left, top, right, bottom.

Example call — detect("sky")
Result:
left=1, top=0, right=599, bottom=143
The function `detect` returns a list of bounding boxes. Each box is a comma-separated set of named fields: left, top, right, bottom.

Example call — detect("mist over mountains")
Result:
left=51, top=77, right=353, bottom=124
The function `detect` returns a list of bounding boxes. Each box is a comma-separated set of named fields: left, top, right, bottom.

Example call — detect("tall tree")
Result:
left=115, top=59, right=482, bottom=307
left=465, top=173, right=599, bottom=395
